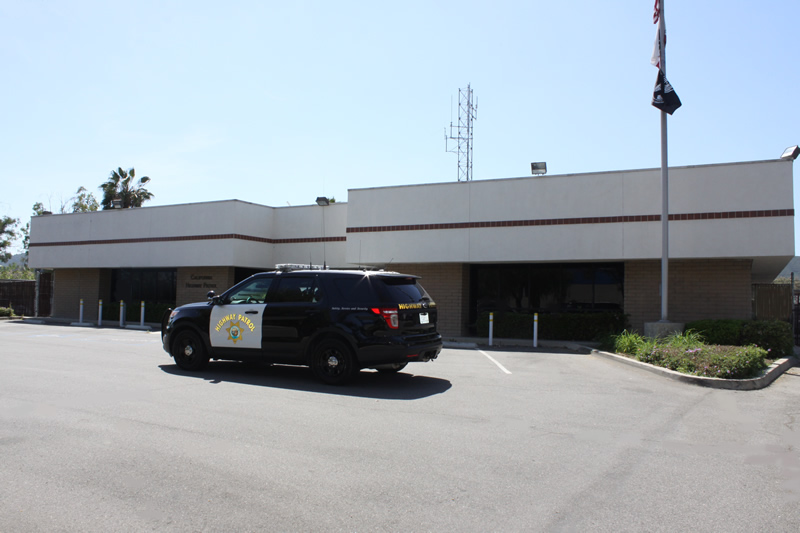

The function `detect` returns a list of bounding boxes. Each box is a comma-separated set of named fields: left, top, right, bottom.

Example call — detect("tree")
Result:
left=0, top=216, right=19, bottom=263
left=100, top=167, right=154, bottom=210
left=71, top=186, right=99, bottom=212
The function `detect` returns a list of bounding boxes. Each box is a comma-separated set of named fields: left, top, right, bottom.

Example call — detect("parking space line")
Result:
left=477, top=349, right=512, bottom=374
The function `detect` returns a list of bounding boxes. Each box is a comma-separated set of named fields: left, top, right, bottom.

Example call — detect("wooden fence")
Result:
left=752, top=283, right=792, bottom=322
left=0, top=272, right=53, bottom=316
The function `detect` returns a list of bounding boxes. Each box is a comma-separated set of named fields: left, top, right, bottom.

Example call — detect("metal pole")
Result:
left=659, top=0, right=669, bottom=322
left=488, top=312, right=494, bottom=346
left=789, top=272, right=797, bottom=338
left=119, top=300, right=125, bottom=328
left=79, top=298, right=84, bottom=323
left=98, top=299, right=103, bottom=327
left=533, top=313, right=539, bottom=348
left=140, top=301, right=145, bottom=326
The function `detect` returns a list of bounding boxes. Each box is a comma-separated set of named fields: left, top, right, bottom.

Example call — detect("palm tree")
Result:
left=100, top=167, right=154, bottom=210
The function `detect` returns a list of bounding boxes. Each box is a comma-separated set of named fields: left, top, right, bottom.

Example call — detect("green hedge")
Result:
left=476, top=311, right=629, bottom=342
left=686, top=319, right=794, bottom=358
left=102, top=301, right=174, bottom=324
left=0, top=307, right=13, bottom=317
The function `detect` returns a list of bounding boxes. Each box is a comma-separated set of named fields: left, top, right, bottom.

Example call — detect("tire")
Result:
left=172, top=330, right=210, bottom=371
left=374, top=362, right=408, bottom=373
left=311, top=338, right=357, bottom=385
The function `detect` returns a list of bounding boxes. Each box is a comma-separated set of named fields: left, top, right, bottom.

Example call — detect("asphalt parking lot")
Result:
left=2, top=321, right=799, bottom=532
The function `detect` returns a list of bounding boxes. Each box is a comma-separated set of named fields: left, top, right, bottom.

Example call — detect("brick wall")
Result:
left=392, top=263, right=470, bottom=337
left=176, top=267, right=235, bottom=306
left=625, top=259, right=753, bottom=332
left=52, top=268, right=101, bottom=321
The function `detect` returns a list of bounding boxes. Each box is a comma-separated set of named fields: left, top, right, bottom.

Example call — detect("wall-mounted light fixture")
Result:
left=316, top=196, right=330, bottom=206
left=780, top=146, right=799, bottom=161
left=530, top=162, right=547, bottom=175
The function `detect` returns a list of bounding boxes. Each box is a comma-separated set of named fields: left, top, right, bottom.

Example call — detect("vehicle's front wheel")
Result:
left=172, top=330, right=210, bottom=371
left=312, top=338, right=357, bottom=385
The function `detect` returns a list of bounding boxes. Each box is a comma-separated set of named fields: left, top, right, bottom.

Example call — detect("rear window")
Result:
left=375, top=277, right=430, bottom=303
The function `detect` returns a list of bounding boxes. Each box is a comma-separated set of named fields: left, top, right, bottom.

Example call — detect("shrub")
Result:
left=608, top=330, right=769, bottom=379
left=0, top=307, right=13, bottom=317
left=686, top=319, right=794, bottom=359
left=611, top=330, right=648, bottom=355
left=740, top=320, right=794, bottom=358
left=685, top=319, right=746, bottom=345
left=477, top=311, right=629, bottom=341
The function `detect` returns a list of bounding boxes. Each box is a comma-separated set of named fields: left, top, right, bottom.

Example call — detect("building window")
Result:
left=469, top=263, right=624, bottom=327
left=110, top=268, right=177, bottom=304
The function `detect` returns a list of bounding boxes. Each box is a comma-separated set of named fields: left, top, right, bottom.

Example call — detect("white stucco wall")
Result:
left=29, top=199, right=351, bottom=270
left=28, top=159, right=794, bottom=280
left=346, top=159, right=795, bottom=277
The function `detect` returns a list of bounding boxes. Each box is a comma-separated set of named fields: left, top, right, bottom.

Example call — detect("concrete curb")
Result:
left=591, top=349, right=798, bottom=390
left=125, top=325, right=153, bottom=332
left=443, top=341, right=479, bottom=349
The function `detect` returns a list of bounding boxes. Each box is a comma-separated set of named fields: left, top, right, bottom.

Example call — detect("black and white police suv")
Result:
left=161, top=269, right=442, bottom=384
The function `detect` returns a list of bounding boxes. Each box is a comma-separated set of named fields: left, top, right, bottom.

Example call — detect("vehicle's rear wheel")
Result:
left=374, top=362, right=408, bottom=373
left=172, top=330, right=209, bottom=371
left=312, top=338, right=357, bottom=385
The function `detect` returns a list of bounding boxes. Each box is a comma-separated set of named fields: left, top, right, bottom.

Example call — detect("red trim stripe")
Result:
left=347, top=209, right=793, bottom=234
left=30, top=233, right=347, bottom=248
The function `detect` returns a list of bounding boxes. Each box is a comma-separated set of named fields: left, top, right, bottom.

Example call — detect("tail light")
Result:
left=371, top=307, right=399, bottom=329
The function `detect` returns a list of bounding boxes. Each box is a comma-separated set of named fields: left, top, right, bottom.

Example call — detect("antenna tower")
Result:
left=445, top=84, right=477, bottom=181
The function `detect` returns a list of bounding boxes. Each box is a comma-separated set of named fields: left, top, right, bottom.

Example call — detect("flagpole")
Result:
left=659, top=0, right=669, bottom=322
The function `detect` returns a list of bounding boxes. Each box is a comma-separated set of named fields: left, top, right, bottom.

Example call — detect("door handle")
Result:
left=245, top=310, right=259, bottom=314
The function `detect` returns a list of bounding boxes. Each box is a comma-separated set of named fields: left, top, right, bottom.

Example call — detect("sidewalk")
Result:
left=7, top=315, right=160, bottom=332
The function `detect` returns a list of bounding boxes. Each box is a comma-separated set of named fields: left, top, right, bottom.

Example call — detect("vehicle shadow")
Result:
left=159, top=361, right=451, bottom=400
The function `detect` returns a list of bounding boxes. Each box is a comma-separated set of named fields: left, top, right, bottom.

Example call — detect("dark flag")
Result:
left=651, top=0, right=681, bottom=114
left=652, top=69, right=681, bottom=115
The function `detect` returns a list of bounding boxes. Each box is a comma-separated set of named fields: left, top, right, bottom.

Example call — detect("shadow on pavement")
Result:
left=159, top=361, right=451, bottom=400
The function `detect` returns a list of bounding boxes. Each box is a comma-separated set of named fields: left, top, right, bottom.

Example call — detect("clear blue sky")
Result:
left=2, top=0, right=798, bottom=253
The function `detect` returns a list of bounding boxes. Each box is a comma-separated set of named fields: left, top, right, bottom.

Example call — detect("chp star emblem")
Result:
left=226, top=321, right=244, bottom=344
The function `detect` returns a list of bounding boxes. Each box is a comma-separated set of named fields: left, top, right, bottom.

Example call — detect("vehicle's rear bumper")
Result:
left=356, top=334, right=443, bottom=367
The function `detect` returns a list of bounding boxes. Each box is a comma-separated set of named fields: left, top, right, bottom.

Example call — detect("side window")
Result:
left=270, top=277, right=319, bottom=303
left=332, top=277, right=375, bottom=304
left=226, top=278, right=273, bottom=304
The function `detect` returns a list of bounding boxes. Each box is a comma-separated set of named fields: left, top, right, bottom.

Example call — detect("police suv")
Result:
left=161, top=269, right=442, bottom=384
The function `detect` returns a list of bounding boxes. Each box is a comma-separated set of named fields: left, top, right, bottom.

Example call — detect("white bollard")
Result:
left=79, top=298, right=84, bottom=323
left=119, top=301, right=125, bottom=328
left=98, top=299, right=103, bottom=327
left=489, top=312, right=494, bottom=346
left=140, top=301, right=145, bottom=326
left=533, top=313, right=539, bottom=348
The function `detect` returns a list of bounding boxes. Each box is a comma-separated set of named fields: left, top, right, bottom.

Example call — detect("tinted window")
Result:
left=376, top=277, right=429, bottom=303
left=111, top=268, right=177, bottom=304
left=271, top=277, right=319, bottom=303
left=332, top=276, right=375, bottom=303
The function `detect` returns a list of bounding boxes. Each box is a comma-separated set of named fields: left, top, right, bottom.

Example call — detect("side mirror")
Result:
left=206, top=291, right=216, bottom=300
